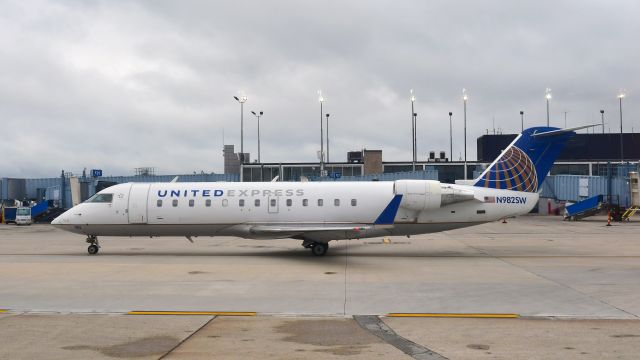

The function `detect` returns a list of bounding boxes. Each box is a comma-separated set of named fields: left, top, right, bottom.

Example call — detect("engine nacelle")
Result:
left=394, top=180, right=442, bottom=212
left=395, top=180, right=476, bottom=212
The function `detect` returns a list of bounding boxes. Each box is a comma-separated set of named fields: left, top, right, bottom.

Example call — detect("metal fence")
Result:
left=540, top=175, right=632, bottom=207
left=311, top=170, right=439, bottom=182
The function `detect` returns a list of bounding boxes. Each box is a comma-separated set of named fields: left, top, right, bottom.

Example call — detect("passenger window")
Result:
left=270, top=199, right=276, bottom=207
left=334, top=199, right=340, bottom=206
left=157, top=199, right=162, bottom=207
left=205, top=199, right=211, bottom=207
left=189, top=199, right=195, bottom=207
left=286, top=199, right=292, bottom=207
left=222, top=199, right=228, bottom=207
left=351, top=199, right=357, bottom=206
left=172, top=199, right=178, bottom=207
left=239, top=199, right=245, bottom=207
left=317, top=199, right=323, bottom=206
left=255, top=199, right=260, bottom=207
left=303, top=199, right=308, bottom=207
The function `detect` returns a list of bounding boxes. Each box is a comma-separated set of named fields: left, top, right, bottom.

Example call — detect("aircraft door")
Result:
left=128, top=184, right=150, bottom=224
left=268, top=196, right=279, bottom=214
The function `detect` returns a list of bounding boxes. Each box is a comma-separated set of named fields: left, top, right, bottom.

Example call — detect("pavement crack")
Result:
left=503, top=257, right=639, bottom=319
left=354, top=315, right=448, bottom=360
left=343, top=240, right=349, bottom=316
left=158, top=316, right=216, bottom=360
left=460, top=240, right=639, bottom=319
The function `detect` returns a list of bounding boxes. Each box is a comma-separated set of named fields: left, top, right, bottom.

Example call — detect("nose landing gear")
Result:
left=86, top=235, right=100, bottom=255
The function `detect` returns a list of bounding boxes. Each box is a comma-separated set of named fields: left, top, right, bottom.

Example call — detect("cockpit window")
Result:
left=86, top=193, right=113, bottom=203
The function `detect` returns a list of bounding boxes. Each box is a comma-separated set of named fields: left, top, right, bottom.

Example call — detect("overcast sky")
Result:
left=1, top=0, right=638, bottom=178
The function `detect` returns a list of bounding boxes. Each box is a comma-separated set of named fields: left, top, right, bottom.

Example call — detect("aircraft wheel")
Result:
left=87, top=244, right=99, bottom=255
left=311, top=242, right=328, bottom=256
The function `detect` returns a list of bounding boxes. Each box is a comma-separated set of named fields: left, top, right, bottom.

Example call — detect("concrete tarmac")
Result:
left=0, top=215, right=639, bottom=359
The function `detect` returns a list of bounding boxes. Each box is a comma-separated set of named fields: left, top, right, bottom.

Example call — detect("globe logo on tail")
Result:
left=475, top=146, right=538, bottom=192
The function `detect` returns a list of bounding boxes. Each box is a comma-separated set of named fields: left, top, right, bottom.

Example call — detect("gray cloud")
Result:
left=0, top=0, right=638, bottom=177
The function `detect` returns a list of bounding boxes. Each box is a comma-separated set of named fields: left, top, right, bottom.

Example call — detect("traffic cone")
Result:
left=607, top=211, right=612, bottom=226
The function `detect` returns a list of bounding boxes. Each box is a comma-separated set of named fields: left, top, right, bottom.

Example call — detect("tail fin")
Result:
left=474, top=126, right=577, bottom=192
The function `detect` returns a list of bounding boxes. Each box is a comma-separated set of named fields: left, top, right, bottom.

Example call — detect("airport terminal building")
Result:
left=1, top=132, right=639, bottom=211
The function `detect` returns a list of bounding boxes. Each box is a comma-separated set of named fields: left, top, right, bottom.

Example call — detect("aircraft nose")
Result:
left=51, top=209, right=72, bottom=227
left=51, top=214, right=63, bottom=226
left=51, top=215, right=61, bottom=225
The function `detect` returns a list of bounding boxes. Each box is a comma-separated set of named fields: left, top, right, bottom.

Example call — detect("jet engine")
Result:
left=394, top=180, right=475, bottom=212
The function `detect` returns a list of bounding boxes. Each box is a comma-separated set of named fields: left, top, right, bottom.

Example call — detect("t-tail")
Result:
left=473, top=125, right=592, bottom=193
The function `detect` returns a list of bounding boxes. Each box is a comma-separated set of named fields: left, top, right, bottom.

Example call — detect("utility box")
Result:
left=630, top=172, right=639, bottom=207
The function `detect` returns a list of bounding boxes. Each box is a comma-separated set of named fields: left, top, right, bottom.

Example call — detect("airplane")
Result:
left=52, top=126, right=586, bottom=256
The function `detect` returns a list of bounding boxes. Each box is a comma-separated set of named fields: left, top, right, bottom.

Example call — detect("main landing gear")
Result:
left=302, top=240, right=329, bottom=256
left=86, top=235, right=100, bottom=255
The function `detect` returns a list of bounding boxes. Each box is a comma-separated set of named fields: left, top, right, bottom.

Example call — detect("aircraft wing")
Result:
left=248, top=223, right=377, bottom=239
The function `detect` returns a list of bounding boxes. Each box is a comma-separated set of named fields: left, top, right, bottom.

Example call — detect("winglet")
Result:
left=374, top=195, right=403, bottom=225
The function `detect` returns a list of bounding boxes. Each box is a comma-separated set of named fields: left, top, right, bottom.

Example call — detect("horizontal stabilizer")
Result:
left=531, top=124, right=601, bottom=138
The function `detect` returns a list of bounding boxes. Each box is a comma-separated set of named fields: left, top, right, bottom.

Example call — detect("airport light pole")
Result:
left=251, top=111, right=263, bottom=163
left=545, top=88, right=552, bottom=127
left=520, top=111, right=524, bottom=132
left=325, top=113, right=330, bottom=163
left=618, top=90, right=626, bottom=163
left=410, top=89, right=416, bottom=171
left=563, top=111, right=568, bottom=128
left=413, top=112, right=418, bottom=169
left=463, top=88, right=468, bottom=180
left=234, top=94, right=248, bottom=181
left=600, top=109, right=605, bottom=134
left=318, top=90, right=325, bottom=176
left=448, top=112, right=453, bottom=162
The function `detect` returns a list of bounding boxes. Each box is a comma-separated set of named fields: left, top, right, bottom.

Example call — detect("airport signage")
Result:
left=91, top=169, right=103, bottom=177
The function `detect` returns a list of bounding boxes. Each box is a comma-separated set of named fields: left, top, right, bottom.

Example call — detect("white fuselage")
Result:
left=52, top=180, right=538, bottom=242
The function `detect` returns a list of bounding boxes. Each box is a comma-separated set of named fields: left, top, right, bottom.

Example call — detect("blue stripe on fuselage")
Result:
left=374, top=195, right=403, bottom=225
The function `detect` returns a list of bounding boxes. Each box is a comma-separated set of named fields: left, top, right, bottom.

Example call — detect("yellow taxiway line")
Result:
left=0, top=310, right=7, bottom=313
left=127, top=311, right=256, bottom=316
left=386, top=313, right=519, bottom=318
